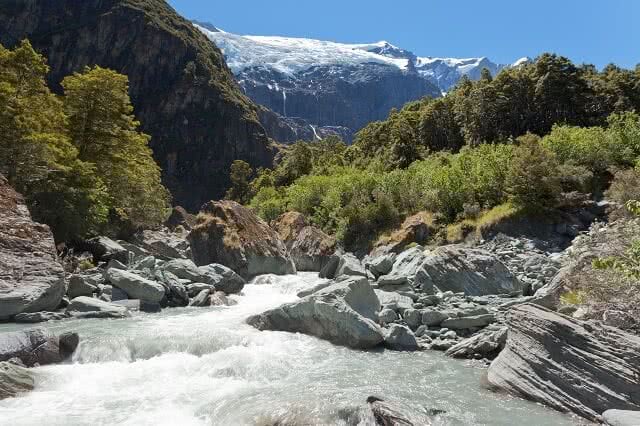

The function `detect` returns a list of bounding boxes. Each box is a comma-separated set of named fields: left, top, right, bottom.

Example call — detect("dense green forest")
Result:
left=241, top=54, right=640, bottom=250
left=0, top=40, right=169, bottom=241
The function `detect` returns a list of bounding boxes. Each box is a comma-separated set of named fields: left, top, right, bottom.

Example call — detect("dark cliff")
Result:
left=0, top=0, right=275, bottom=210
left=239, top=63, right=441, bottom=134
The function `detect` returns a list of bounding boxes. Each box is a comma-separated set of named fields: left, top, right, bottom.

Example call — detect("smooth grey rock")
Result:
left=105, top=268, right=165, bottom=303
left=106, top=259, right=127, bottom=270
left=377, top=274, right=408, bottom=287
left=602, top=409, right=640, bottom=426
left=186, top=282, right=213, bottom=298
left=441, top=314, right=495, bottom=330
left=374, top=290, right=413, bottom=311
left=384, top=324, right=419, bottom=351
left=319, top=253, right=341, bottom=279
left=67, top=274, right=97, bottom=299
left=135, top=229, right=190, bottom=260
left=487, top=304, right=640, bottom=421
left=445, top=326, right=507, bottom=359
left=335, top=253, right=367, bottom=278
left=66, top=296, right=128, bottom=318
left=0, top=361, right=34, bottom=400
left=421, top=309, right=448, bottom=326
left=389, top=247, right=425, bottom=280
left=189, top=289, right=211, bottom=307
left=403, top=309, right=422, bottom=329
left=417, top=246, right=523, bottom=296
left=14, top=311, right=66, bottom=323
left=378, top=308, right=398, bottom=324
left=161, top=259, right=202, bottom=282
left=198, top=263, right=245, bottom=294
left=297, top=281, right=333, bottom=298
left=134, top=255, right=157, bottom=270
left=0, top=329, right=79, bottom=367
left=367, top=253, right=396, bottom=277
left=247, top=277, right=383, bottom=349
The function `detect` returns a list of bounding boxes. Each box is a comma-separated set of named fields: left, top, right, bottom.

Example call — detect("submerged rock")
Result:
left=0, top=329, right=79, bottom=367
left=189, top=200, right=295, bottom=278
left=66, top=296, right=129, bottom=319
left=0, top=361, right=34, bottom=400
left=366, top=396, right=417, bottom=426
left=0, top=175, right=65, bottom=319
left=487, top=304, right=640, bottom=421
left=247, top=277, right=383, bottom=349
left=14, top=311, right=66, bottom=323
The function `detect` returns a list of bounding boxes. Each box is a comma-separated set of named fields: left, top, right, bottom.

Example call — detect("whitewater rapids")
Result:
left=0, top=273, right=578, bottom=425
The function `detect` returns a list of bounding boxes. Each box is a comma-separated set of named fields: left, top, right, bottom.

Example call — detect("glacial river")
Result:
left=0, top=273, right=579, bottom=425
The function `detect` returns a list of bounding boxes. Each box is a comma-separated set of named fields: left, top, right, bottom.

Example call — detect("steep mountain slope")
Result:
left=197, top=24, right=528, bottom=137
left=0, top=0, right=275, bottom=210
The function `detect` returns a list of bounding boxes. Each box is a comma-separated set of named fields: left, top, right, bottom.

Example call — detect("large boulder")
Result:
left=335, top=253, right=367, bottom=278
left=188, top=201, right=295, bottom=278
left=602, top=410, right=640, bottom=426
left=105, top=268, right=165, bottom=303
left=445, top=326, right=507, bottom=359
left=0, top=329, right=79, bottom=367
left=0, top=361, right=35, bottom=400
left=417, top=246, right=523, bottom=296
left=133, top=228, right=191, bottom=260
left=66, top=296, right=129, bottom=318
left=487, top=304, right=640, bottom=421
left=160, top=259, right=202, bottom=282
left=198, top=263, right=246, bottom=294
left=247, top=277, right=384, bottom=349
left=83, top=236, right=130, bottom=264
left=0, top=175, right=65, bottom=319
left=384, top=324, right=419, bottom=351
left=271, top=212, right=336, bottom=272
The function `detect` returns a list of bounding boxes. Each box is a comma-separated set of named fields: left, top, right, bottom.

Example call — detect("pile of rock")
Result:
left=60, top=241, right=247, bottom=320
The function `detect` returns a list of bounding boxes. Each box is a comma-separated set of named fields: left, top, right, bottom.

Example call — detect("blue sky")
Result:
left=168, top=0, right=638, bottom=69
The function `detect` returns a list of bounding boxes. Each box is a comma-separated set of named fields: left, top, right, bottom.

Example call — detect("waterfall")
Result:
left=282, top=89, right=287, bottom=117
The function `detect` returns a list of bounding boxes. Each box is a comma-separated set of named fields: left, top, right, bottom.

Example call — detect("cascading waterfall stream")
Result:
left=0, top=273, right=578, bottom=425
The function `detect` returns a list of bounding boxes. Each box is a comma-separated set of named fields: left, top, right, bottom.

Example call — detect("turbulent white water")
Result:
left=0, top=273, right=578, bottom=425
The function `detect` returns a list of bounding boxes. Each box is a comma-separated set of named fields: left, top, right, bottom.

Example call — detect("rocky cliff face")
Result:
left=0, top=175, right=65, bottom=319
left=0, top=0, right=275, bottom=210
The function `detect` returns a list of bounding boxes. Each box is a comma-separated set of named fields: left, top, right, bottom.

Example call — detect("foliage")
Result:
left=506, top=134, right=562, bottom=210
left=0, top=41, right=169, bottom=241
left=0, top=40, right=109, bottom=240
left=62, top=65, right=170, bottom=233
left=225, top=160, right=253, bottom=204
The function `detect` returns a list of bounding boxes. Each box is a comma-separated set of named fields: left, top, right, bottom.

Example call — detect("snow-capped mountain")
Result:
left=195, top=23, right=525, bottom=141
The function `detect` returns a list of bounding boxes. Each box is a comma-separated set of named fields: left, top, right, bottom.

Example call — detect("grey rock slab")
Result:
left=384, top=324, right=419, bottom=351
left=105, top=268, right=165, bottom=303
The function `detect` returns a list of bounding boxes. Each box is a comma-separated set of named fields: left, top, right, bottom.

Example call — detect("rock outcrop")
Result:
left=271, top=212, right=336, bottom=271
left=0, top=0, right=275, bottom=209
left=0, top=175, right=65, bottom=320
left=487, top=304, right=640, bottom=421
left=374, top=212, right=435, bottom=255
left=105, top=268, right=166, bottom=303
left=0, top=329, right=79, bottom=367
left=602, top=409, right=640, bottom=426
left=417, top=246, right=523, bottom=296
left=189, top=200, right=295, bottom=278
left=247, top=277, right=383, bottom=349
